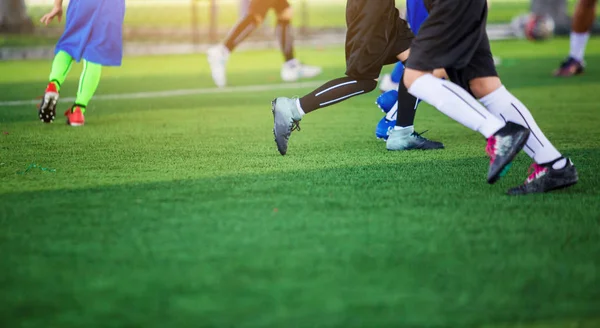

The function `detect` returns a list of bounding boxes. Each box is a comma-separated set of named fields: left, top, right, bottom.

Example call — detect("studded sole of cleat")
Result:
left=39, top=93, right=58, bottom=123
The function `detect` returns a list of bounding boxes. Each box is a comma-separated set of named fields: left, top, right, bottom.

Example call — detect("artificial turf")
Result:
left=0, top=38, right=599, bottom=327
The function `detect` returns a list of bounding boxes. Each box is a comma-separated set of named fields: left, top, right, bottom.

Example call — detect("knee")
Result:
left=403, top=68, right=425, bottom=89
left=365, top=79, right=378, bottom=92
left=250, top=14, right=264, bottom=25
left=432, top=68, right=448, bottom=79
left=469, top=77, right=502, bottom=99
left=277, top=7, right=293, bottom=21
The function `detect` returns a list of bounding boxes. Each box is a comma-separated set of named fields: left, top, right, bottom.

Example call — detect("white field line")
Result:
left=0, top=81, right=326, bottom=107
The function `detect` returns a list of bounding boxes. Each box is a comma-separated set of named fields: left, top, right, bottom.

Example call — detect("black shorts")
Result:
left=407, top=0, right=498, bottom=90
left=248, top=0, right=290, bottom=17
left=345, top=0, right=414, bottom=80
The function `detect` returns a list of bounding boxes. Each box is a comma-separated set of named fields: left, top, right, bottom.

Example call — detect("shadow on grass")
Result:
left=0, top=153, right=599, bottom=328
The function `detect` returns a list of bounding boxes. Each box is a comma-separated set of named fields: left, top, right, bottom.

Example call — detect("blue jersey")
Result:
left=406, top=0, right=429, bottom=34
left=390, top=0, right=429, bottom=83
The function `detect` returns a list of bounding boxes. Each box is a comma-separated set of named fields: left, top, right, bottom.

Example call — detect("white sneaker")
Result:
left=207, top=45, right=229, bottom=88
left=379, top=73, right=399, bottom=93
left=281, top=59, right=322, bottom=82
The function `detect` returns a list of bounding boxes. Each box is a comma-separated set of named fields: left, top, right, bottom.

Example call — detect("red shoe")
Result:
left=65, top=105, right=85, bottom=126
left=38, top=82, right=59, bottom=123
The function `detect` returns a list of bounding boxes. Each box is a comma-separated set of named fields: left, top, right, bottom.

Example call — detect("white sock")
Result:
left=408, top=74, right=504, bottom=138
left=479, top=86, right=562, bottom=164
left=393, top=125, right=414, bottom=136
left=569, top=31, right=590, bottom=62
left=552, top=158, right=568, bottom=170
left=295, top=98, right=306, bottom=117
left=285, top=58, right=299, bottom=67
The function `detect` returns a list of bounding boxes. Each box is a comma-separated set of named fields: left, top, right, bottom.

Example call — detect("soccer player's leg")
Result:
left=379, top=0, right=429, bottom=93
left=471, top=77, right=578, bottom=194
left=207, top=0, right=269, bottom=87
left=387, top=65, right=445, bottom=151
left=64, top=60, right=102, bottom=126
left=404, top=0, right=529, bottom=184
left=272, top=0, right=393, bottom=155
left=40, top=50, right=73, bottom=123
left=555, top=0, right=598, bottom=76
left=274, top=2, right=322, bottom=82
left=272, top=77, right=378, bottom=155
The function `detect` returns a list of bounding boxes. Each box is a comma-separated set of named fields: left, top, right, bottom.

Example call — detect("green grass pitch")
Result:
left=1, top=38, right=599, bottom=327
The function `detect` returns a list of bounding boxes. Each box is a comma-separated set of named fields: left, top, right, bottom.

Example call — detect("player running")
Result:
left=376, top=0, right=446, bottom=150
left=554, top=0, right=598, bottom=76
left=271, top=0, right=443, bottom=155
left=402, top=0, right=578, bottom=194
left=38, top=0, right=125, bottom=126
left=206, top=0, right=322, bottom=87
left=378, top=0, right=498, bottom=149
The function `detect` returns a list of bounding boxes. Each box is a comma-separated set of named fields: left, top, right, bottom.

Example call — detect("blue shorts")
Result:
left=55, top=0, right=126, bottom=66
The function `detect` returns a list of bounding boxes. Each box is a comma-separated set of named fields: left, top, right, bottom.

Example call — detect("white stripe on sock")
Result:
left=319, top=90, right=364, bottom=106
left=315, top=80, right=357, bottom=97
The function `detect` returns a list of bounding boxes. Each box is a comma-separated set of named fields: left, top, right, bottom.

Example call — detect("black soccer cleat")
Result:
left=554, top=56, right=585, bottom=77
left=507, top=158, right=578, bottom=195
left=486, top=122, right=530, bottom=184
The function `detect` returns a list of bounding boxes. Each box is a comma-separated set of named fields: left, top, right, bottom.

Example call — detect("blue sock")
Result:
left=390, top=62, right=405, bottom=84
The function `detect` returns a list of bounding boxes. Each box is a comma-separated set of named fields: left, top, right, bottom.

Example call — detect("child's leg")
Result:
left=49, top=50, right=74, bottom=91
left=40, top=51, right=73, bottom=123
left=74, top=60, right=102, bottom=112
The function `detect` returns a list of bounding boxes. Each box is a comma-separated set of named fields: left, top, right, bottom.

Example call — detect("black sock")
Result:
left=396, top=72, right=419, bottom=128
left=299, top=77, right=377, bottom=114
left=276, top=20, right=295, bottom=62
left=224, top=15, right=257, bottom=52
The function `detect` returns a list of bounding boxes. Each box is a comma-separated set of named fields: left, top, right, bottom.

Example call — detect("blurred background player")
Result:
left=206, top=0, right=321, bottom=88
left=403, top=0, right=578, bottom=194
left=271, top=0, right=442, bottom=155
left=554, top=0, right=598, bottom=76
left=38, top=0, right=125, bottom=127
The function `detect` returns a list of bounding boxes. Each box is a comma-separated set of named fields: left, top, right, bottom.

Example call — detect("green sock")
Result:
left=48, top=50, right=74, bottom=91
left=75, top=60, right=102, bottom=112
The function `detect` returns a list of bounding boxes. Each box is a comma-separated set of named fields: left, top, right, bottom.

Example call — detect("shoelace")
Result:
left=291, top=120, right=301, bottom=132
left=411, top=130, right=429, bottom=140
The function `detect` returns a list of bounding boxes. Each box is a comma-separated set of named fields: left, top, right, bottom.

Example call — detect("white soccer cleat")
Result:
left=207, top=45, right=229, bottom=88
left=378, top=73, right=399, bottom=93
left=281, top=59, right=322, bottom=82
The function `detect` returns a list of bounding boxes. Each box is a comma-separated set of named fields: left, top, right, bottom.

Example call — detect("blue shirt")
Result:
left=406, top=0, right=429, bottom=34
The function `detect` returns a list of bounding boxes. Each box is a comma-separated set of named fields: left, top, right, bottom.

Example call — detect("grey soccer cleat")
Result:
left=272, top=97, right=302, bottom=155
left=486, top=122, right=530, bottom=184
left=386, top=129, right=444, bottom=151
left=507, top=158, right=578, bottom=195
